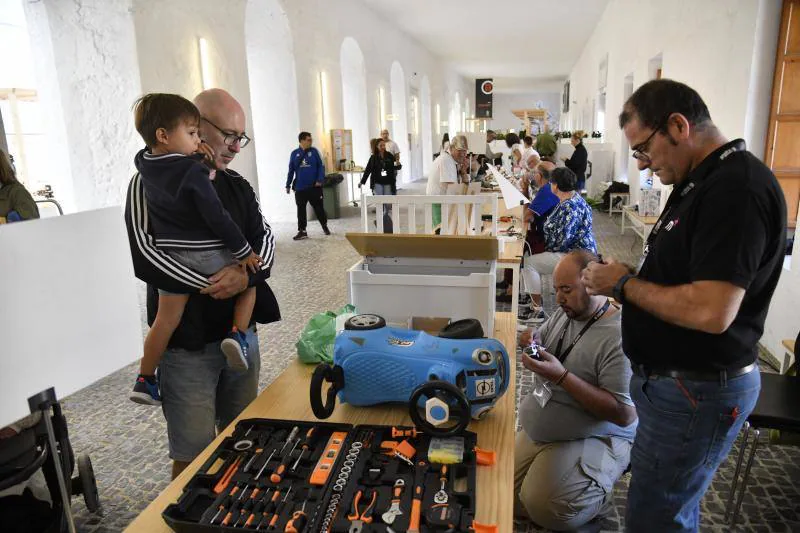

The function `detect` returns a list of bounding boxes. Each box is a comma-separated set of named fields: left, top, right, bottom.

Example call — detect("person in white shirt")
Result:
left=486, top=130, right=502, bottom=163
left=427, top=135, right=468, bottom=229
left=521, top=135, right=541, bottom=172
left=380, top=129, right=401, bottom=162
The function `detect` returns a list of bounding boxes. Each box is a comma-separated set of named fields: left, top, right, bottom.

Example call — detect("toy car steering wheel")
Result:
left=310, top=364, right=345, bottom=419
left=408, top=380, right=471, bottom=437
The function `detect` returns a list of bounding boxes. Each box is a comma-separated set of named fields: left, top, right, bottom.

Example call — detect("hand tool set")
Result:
left=162, top=420, right=497, bottom=533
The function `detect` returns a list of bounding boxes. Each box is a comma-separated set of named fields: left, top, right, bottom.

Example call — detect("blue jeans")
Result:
left=158, top=326, right=260, bottom=462
left=373, top=183, right=394, bottom=234
left=626, top=369, right=761, bottom=532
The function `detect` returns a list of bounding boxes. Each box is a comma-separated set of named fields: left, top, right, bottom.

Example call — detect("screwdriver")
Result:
left=267, top=484, right=294, bottom=530
left=220, top=484, right=251, bottom=526
left=279, top=426, right=300, bottom=455
left=256, top=485, right=285, bottom=530
left=241, top=500, right=266, bottom=528
left=255, top=448, right=278, bottom=481
left=284, top=500, right=308, bottom=532
left=291, top=428, right=316, bottom=471
left=271, top=439, right=300, bottom=483
left=242, top=499, right=267, bottom=529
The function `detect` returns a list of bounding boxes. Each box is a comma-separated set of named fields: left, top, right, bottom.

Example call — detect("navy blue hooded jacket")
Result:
left=136, top=149, right=253, bottom=261
left=286, top=146, right=325, bottom=191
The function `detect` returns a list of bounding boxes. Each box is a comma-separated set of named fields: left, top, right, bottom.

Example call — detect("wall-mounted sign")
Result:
left=475, top=78, right=493, bottom=118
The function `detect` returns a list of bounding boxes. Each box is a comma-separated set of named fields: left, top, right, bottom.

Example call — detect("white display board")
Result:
left=0, top=207, right=143, bottom=427
left=458, top=132, right=487, bottom=158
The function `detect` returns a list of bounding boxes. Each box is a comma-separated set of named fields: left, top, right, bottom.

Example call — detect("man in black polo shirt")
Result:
left=583, top=79, right=786, bottom=531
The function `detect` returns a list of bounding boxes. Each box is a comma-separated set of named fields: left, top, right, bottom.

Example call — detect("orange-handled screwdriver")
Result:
left=271, top=439, right=300, bottom=484
left=268, top=484, right=293, bottom=529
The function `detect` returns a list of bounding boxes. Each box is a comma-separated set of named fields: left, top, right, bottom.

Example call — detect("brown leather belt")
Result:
left=632, top=362, right=757, bottom=386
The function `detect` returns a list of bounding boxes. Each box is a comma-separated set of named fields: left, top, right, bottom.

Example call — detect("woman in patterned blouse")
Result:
left=519, top=167, right=598, bottom=323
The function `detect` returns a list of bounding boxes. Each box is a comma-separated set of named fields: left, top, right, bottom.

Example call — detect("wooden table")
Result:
left=125, top=312, right=518, bottom=532
left=620, top=206, right=659, bottom=254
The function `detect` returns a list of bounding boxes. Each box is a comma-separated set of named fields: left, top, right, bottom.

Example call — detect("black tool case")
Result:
left=162, top=418, right=483, bottom=533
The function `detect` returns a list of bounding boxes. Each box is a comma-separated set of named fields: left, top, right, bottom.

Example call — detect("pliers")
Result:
left=347, top=489, right=377, bottom=533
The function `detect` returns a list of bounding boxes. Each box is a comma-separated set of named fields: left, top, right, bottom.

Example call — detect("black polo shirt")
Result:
left=622, top=139, right=786, bottom=372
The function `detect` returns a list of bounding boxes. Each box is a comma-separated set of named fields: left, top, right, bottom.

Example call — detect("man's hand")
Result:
left=286, top=187, right=291, bottom=194
left=520, top=347, right=565, bottom=383
left=197, top=141, right=216, bottom=166
left=582, top=260, right=631, bottom=297
left=200, top=264, right=249, bottom=299
left=314, top=182, right=323, bottom=187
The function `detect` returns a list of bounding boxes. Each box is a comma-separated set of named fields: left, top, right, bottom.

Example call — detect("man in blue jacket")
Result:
left=286, top=131, right=329, bottom=240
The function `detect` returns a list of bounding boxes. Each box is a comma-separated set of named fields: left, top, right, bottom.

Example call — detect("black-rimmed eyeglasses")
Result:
left=201, top=117, right=251, bottom=148
left=631, top=117, right=668, bottom=163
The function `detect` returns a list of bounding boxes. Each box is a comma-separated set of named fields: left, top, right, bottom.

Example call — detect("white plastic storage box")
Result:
left=345, top=233, right=498, bottom=334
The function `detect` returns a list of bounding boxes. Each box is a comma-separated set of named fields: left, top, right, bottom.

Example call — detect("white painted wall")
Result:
left=246, top=0, right=300, bottom=223
left=278, top=0, right=470, bottom=188
left=490, top=92, right=562, bottom=133
left=132, top=0, right=258, bottom=191
left=562, top=0, right=780, bottom=208
left=340, top=37, right=370, bottom=167
left=763, top=231, right=800, bottom=364
left=23, top=0, right=142, bottom=212
left=17, top=0, right=470, bottom=219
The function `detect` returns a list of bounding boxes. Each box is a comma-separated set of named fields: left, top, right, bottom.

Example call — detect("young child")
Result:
left=129, top=93, right=263, bottom=406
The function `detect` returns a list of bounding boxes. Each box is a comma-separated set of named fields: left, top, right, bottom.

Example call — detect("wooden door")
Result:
left=765, top=0, right=800, bottom=226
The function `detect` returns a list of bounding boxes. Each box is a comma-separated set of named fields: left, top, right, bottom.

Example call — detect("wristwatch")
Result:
left=613, top=274, right=635, bottom=304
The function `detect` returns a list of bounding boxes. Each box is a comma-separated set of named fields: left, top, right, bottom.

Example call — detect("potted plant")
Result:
left=535, top=132, right=558, bottom=158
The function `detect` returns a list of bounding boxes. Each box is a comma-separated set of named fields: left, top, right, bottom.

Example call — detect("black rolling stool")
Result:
left=725, top=372, right=800, bottom=526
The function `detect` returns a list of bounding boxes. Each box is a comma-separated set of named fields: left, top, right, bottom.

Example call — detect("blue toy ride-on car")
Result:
left=310, top=314, right=511, bottom=436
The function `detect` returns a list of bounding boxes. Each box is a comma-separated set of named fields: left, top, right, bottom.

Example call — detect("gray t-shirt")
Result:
left=519, top=306, right=637, bottom=443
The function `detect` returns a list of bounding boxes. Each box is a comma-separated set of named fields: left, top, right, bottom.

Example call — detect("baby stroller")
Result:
left=0, top=388, right=99, bottom=533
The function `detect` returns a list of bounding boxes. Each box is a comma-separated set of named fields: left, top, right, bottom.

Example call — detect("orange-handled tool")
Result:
left=291, top=427, right=316, bottom=471
left=470, top=520, right=499, bottom=533
left=408, top=460, right=427, bottom=533
left=391, top=426, right=421, bottom=439
left=284, top=501, right=307, bottom=532
left=271, top=438, right=300, bottom=483
left=268, top=484, right=293, bottom=529
left=213, top=455, right=243, bottom=494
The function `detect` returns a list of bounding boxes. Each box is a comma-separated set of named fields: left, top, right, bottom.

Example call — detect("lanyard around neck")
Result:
left=554, top=299, right=610, bottom=362
left=643, top=140, right=745, bottom=258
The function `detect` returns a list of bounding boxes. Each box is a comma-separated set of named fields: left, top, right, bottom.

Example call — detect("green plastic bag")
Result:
left=296, top=305, right=356, bottom=364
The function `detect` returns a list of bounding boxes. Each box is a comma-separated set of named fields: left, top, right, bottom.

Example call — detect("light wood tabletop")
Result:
left=125, top=312, right=518, bottom=532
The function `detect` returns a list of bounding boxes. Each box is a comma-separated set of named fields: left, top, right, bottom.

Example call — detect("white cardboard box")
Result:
left=345, top=233, right=498, bottom=334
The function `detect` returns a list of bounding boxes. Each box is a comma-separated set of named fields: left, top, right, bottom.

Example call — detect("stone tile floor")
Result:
left=42, top=191, right=800, bottom=532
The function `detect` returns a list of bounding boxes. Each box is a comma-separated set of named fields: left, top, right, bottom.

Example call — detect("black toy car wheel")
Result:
left=77, top=454, right=100, bottom=512
left=408, top=380, right=471, bottom=437
left=310, top=364, right=344, bottom=419
left=344, top=314, right=386, bottom=331
left=438, top=319, right=484, bottom=339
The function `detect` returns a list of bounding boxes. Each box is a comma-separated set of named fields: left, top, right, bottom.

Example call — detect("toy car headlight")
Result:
left=472, top=348, right=494, bottom=366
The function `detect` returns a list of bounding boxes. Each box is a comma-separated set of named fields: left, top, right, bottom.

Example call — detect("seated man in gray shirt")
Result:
left=515, top=250, right=637, bottom=531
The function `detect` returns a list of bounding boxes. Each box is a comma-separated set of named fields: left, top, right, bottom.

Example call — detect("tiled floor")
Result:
left=35, top=188, right=800, bottom=532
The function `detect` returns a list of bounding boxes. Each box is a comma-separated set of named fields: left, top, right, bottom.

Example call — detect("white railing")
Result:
left=361, top=193, right=499, bottom=235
